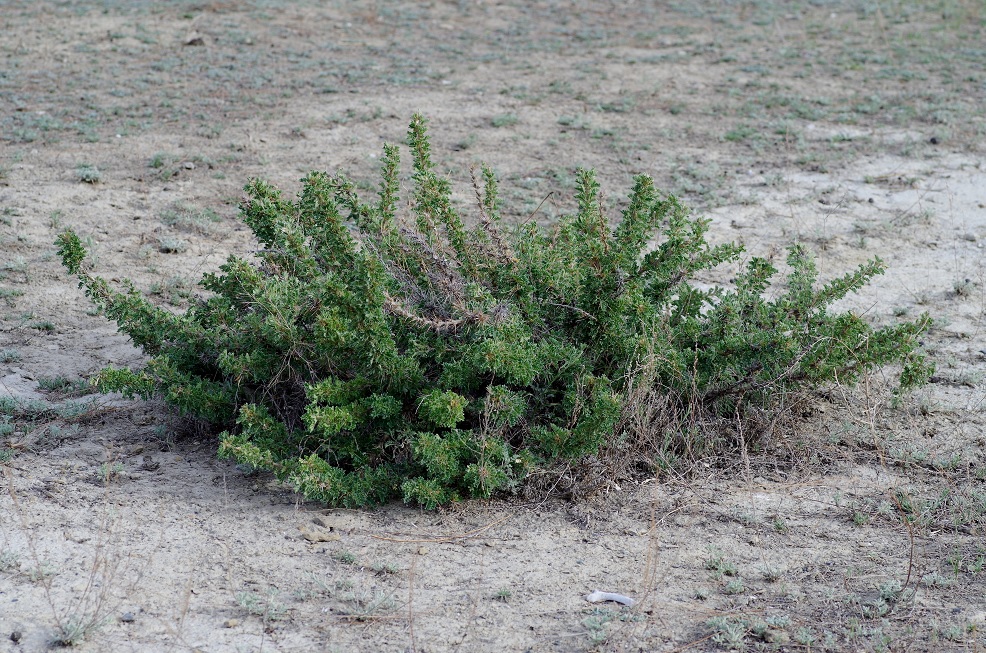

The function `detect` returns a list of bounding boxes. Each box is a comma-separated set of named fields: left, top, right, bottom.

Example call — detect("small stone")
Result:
left=417, top=546, right=429, bottom=555
left=10, top=631, right=22, bottom=643
left=120, top=612, right=136, bottom=623
left=223, top=618, right=239, bottom=628
left=183, top=162, right=195, bottom=170
left=299, top=525, right=340, bottom=543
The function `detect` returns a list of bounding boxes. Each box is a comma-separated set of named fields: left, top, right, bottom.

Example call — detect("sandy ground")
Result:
left=1, top=1, right=985, bottom=651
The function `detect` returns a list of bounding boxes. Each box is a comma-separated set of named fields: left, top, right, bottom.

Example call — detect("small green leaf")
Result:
left=418, top=390, right=467, bottom=429
left=56, top=230, right=87, bottom=275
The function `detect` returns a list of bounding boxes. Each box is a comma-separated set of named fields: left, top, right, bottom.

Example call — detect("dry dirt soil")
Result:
left=2, top=1, right=985, bottom=652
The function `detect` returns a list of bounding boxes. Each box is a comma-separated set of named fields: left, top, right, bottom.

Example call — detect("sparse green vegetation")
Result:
left=339, top=586, right=397, bottom=621
left=37, top=375, right=88, bottom=395
left=96, top=462, right=125, bottom=484
left=493, top=588, right=512, bottom=602
left=160, top=200, right=222, bottom=232
left=0, top=550, right=20, bottom=572
left=29, top=320, right=56, bottom=333
left=333, top=551, right=358, bottom=565
left=148, top=276, right=193, bottom=306
left=75, top=164, right=101, bottom=184
left=149, top=153, right=180, bottom=179
left=50, top=615, right=109, bottom=648
left=705, top=549, right=739, bottom=579
left=236, top=588, right=287, bottom=624
left=369, top=561, right=401, bottom=575
left=156, top=237, right=187, bottom=254
left=491, top=113, right=519, bottom=128
left=0, top=288, right=24, bottom=306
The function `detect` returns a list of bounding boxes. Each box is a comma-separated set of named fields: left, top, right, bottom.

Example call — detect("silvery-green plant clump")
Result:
left=57, top=115, right=932, bottom=508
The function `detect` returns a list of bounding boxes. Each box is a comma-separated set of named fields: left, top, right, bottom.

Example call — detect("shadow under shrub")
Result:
left=56, top=114, right=933, bottom=508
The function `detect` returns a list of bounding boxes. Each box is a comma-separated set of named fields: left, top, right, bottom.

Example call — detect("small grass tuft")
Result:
left=333, top=551, right=358, bottom=565
left=492, top=588, right=512, bottom=602
left=157, top=237, right=187, bottom=254
left=160, top=200, right=221, bottom=232
left=491, top=113, right=519, bottom=128
left=705, top=548, right=739, bottom=579
left=0, top=349, right=21, bottom=363
left=37, top=376, right=89, bottom=395
left=75, top=164, right=101, bottom=184
left=236, top=588, right=287, bottom=624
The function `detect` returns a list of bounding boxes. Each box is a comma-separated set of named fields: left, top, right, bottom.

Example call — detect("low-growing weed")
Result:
left=149, top=153, right=180, bottom=179
left=160, top=200, right=221, bottom=232
left=369, top=561, right=401, bottom=575
left=75, top=164, right=101, bottom=184
left=707, top=615, right=747, bottom=649
left=342, top=588, right=397, bottom=621
left=0, top=348, right=21, bottom=363
left=492, top=588, right=512, bottom=602
left=37, top=376, right=89, bottom=395
left=157, top=237, right=187, bottom=254
left=236, top=588, right=287, bottom=624
left=96, top=462, right=125, bottom=484
left=0, top=549, right=20, bottom=572
left=705, top=548, right=738, bottom=579
left=333, top=551, right=358, bottom=565
left=28, top=560, right=58, bottom=583
left=29, top=320, right=56, bottom=333
left=0, top=288, right=24, bottom=306
left=491, top=113, right=519, bottom=128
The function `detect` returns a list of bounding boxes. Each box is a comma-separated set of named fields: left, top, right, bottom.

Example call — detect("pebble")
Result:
left=223, top=619, right=239, bottom=628
left=10, top=632, right=22, bottom=643
left=139, top=456, right=160, bottom=471
left=417, top=546, right=429, bottom=555
left=120, top=612, right=136, bottom=623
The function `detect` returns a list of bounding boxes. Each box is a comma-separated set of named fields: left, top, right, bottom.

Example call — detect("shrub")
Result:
left=56, top=114, right=933, bottom=508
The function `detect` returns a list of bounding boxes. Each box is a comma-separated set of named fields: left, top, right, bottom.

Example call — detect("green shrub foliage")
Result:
left=57, top=115, right=932, bottom=508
